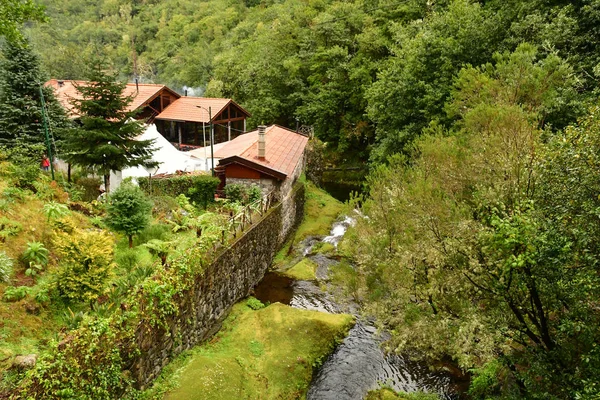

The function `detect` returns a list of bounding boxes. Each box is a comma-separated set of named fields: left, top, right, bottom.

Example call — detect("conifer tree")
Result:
left=62, top=65, right=156, bottom=193
left=0, top=38, right=69, bottom=161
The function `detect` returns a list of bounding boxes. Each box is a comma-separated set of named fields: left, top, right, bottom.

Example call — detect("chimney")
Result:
left=258, top=125, right=266, bottom=160
left=135, top=77, right=139, bottom=93
left=57, top=80, right=64, bottom=88
left=184, top=89, right=188, bottom=96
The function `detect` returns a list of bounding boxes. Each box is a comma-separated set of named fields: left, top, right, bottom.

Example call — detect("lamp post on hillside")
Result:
left=196, top=105, right=214, bottom=176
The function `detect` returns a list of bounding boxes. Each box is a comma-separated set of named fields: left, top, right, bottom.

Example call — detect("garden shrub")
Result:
left=115, top=247, right=141, bottom=271
left=225, top=183, right=263, bottom=204
left=74, top=176, right=102, bottom=202
left=246, top=297, right=265, bottom=310
left=0, top=217, right=22, bottom=242
left=105, top=183, right=152, bottom=248
left=134, top=223, right=171, bottom=246
left=3, top=286, right=30, bottom=302
left=5, top=163, right=40, bottom=192
left=18, top=316, right=137, bottom=399
left=43, top=201, right=70, bottom=221
left=0, top=251, right=13, bottom=282
left=54, top=229, right=116, bottom=304
left=2, top=186, right=28, bottom=202
left=149, top=194, right=179, bottom=217
left=22, top=241, right=49, bottom=267
left=224, top=183, right=245, bottom=203
left=138, top=174, right=219, bottom=209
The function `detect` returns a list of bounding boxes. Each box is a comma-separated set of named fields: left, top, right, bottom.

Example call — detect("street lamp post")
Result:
left=196, top=105, right=214, bottom=176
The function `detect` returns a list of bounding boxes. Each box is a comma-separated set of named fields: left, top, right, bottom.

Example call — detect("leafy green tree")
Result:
left=366, top=0, right=501, bottom=162
left=0, top=38, right=70, bottom=161
left=0, top=0, right=46, bottom=41
left=62, top=65, right=156, bottom=193
left=105, top=183, right=152, bottom=248
left=351, top=46, right=597, bottom=398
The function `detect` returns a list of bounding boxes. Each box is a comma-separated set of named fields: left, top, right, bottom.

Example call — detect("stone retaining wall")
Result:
left=132, top=181, right=305, bottom=388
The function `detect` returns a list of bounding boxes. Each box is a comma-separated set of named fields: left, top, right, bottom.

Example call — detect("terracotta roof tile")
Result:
left=45, top=79, right=179, bottom=117
left=216, top=125, right=309, bottom=178
left=154, top=97, right=250, bottom=123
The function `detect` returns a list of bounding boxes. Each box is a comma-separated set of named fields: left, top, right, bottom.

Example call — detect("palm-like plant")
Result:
left=22, top=241, right=49, bottom=266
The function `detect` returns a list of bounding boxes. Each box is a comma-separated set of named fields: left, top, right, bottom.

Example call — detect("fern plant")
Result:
left=43, top=201, right=70, bottom=221
left=0, top=251, right=13, bottom=283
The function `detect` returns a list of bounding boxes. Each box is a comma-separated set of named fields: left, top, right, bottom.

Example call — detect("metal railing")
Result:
left=226, top=190, right=276, bottom=240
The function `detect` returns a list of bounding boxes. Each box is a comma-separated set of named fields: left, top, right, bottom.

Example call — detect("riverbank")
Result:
left=143, top=300, right=353, bottom=399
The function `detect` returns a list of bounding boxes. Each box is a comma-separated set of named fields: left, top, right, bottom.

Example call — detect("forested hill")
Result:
left=26, top=0, right=600, bottom=161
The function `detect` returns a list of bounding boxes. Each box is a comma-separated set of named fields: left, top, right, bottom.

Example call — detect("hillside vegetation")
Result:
left=25, top=0, right=600, bottom=163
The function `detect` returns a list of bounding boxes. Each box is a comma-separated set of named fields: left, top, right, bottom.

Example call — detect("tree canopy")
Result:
left=61, top=65, right=156, bottom=193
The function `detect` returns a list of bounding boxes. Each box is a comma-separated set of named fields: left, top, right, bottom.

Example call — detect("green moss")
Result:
left=284, top=259, right=317, bottom=281
left=147, top=302, right=354, bottom=400
left=365, top=388, right=440, bottom=400
left=296, top=182, right=345, bottom=240
left=274, top=183, right=344, bottom=268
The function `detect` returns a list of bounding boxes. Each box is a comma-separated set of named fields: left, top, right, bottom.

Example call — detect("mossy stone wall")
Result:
left=132, top=182, right=305, bottom=388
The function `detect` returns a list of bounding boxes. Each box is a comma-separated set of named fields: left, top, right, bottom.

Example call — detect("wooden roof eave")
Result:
left=211, top=99, right=252, bottom=122
left=218, top=155, right=287, bottom=181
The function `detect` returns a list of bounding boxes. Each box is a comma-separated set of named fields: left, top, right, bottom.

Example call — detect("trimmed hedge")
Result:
left=138, top=174, right=220, bottom=209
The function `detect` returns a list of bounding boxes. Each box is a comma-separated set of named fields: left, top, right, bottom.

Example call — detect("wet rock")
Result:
left=12, top=354, right=37, bottom=370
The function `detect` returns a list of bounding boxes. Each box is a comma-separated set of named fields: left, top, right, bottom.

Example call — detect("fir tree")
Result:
left=105, top=183, right=152, bottom=248
left=62, top=65, right=156, bottom=193
left=0, top=39, right=69, bottom=161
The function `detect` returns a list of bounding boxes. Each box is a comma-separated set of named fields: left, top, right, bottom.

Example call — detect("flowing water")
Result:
left=253, top=217, right=469, bottom=400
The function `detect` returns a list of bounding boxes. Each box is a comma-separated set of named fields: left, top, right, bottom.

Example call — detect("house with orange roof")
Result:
left=154, top=96, right=251, bottom=151
left=212, top=125, right=309, bottom=199
left=45, top=79, right=251, bottom=151
left=45, top=79, right=181, bottom=120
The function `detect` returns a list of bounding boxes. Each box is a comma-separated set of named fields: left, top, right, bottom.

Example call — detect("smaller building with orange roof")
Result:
left=213, top=125, right=309, bottom=198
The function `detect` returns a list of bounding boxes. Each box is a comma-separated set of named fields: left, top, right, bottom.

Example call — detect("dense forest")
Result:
left=1, top=0, right=600, bottom=398
left=25, top=0, right=599, bottom=161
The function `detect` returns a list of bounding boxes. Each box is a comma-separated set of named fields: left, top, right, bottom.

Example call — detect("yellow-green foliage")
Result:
left=365, top=388, right=440, bottom=400
left=53, top=228, right=116, bottom=303
left=284, top=259, right=317, bottom=280
left=296, top=182, right=345, bottom=239
left=148, top=302, right=354, bottom=400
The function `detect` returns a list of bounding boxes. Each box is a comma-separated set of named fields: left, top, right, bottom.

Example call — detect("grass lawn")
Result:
left=146, top=301, right=354, bottom=400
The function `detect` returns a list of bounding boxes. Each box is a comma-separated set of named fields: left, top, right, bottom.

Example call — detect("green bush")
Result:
left=225, top=183, right=245, bottom=203
left=0, top=217, right=22, bottom=242
left=3, top=286, right=30, bottom=302
left=2, top=186, right=29, bottom=202
left=138, top=174, right=219, bottom=209
left=22, top=241, right=50, bottom=267
left=115, top=247, right=141, bottom=271
left=0, top=251, right=14, bottom=282
left=246, top=297, right=265, bottom=310
left=105, top=183, right=152, bottom=248
left=134, top=223, right=171, bottom=246
left=5, top=163, right=41, bottom=192
left=74, top=176, right=102, bottom=202
left=225, top=183, right=262, bottom=205
left=54, top=229, right=116, bottom=304
left=149, top=194, right=180, bottom=217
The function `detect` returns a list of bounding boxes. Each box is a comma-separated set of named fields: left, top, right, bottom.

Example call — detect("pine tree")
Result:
left=62, top=65, right=156, bottom=193
left=0, top=38, right=69, bottom=161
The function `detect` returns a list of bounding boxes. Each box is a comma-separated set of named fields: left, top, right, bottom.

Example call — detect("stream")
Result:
left=253, top=216, right=468, bottom=400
